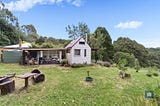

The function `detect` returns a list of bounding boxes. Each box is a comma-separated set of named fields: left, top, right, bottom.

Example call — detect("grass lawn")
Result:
left=0, top=63, right=159, bottom=106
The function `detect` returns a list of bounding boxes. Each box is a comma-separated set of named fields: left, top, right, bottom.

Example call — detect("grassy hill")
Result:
left=0, top=64, right=159, bottom=106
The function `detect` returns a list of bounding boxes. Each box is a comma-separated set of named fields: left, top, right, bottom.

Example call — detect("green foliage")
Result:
left=135, top=58, right=140, bottom=72
left=146, top=67, right=159, bottom=77
left=117, top=58, right=128, bottom=71
left=0, top=33, right=10, bottom=45
left=0, top=64, right=159, bottom=105
left=97, top=61, right=111, bottom=67
left=34, top=36, right=69, bottom=48
left=21, top=24, right=37, bottom=35
left=71, top=64, right=87, bottom=68
left=148, top=48, right=160, bottom=68
left=65, top=22, right=90, bottom=39
left=114, top=37, right=149, bottom=67
left=35, top=36, right=45, bottom=45
left=153, top=73, right=159, bottom=77
left=89, top=27, right=114, bottom=62
left=27, top=33, right=39, bottom=42
left=114, top=52, right=136, bottom=68
left=41, top=43, right=55, bottom=48
left=0, top=3, right=26, bottom=46
left=146, top=73, right=152, bottom=77
left=60, top=59, right=68, bottom=66
left=31, top=43, right=41, bottom=48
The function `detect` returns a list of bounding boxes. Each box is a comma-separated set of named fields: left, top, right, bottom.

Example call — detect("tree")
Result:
left=41, top=43, right=55, bottom=48
left=147, top=48, right=160, bottom=68
left=114, top=52, right=136, bottom=68
left=135, top=58, right=140, bottom=72
left=113, top=37, right=149, bottom=67
left=35, top=36, right=45, bottom=45
left=65, top=22, right=90, bottom=40
left=22, top=24, right=38, bottom=42
left=0, top=33, right=10, bottom=46
left=0, top=18, right=19, bottom=45
left=0, top=1, right=25, bottom=46
left=90, top=27, right=114, bottom=61
left=22, top=24, right=37, bottom=35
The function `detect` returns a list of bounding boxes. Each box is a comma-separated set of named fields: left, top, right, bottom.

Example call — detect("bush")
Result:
left=146, top=73, right=152, bottom=77
left=153, top=73, right=159, bottom=77
left=97, top=61, right=111, bottom=67
left=103, top=61, right=111, bottom=67
left=60, top=59, right=68, bottom=66
left=71, top=64, right=86, bottom=68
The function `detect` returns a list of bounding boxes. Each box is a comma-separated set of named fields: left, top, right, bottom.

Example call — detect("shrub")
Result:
left=153, top=73, right=159, bottom=77
left=71, top=64, right=86, bottom=68
left=146, top=73, right=152, bottom=77
left=102, top=61, right=111, bottom=67
left=60, top=59, right=68, bottom=66
left=97, top=61, right=111, bottom=67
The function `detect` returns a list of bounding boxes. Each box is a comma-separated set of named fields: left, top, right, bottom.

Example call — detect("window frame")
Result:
left=84, top=49, right=86, bottom=57
left=79, top=41, right=85, bottom=45
left=74, top=49, right=81, bottom=56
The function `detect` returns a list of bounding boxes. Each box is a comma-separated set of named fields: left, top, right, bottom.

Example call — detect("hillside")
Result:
left=0, top=64, right=159, bottom=105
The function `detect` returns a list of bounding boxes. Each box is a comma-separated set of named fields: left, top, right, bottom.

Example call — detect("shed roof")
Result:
left=22, top=48, right=66, bottom=51
left=65, top=37, right=82, bottom=49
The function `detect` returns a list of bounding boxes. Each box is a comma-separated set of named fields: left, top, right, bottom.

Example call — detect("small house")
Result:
left=65, top=37, right=91, bottom=64
left=1, top=38, right=92, bottom=65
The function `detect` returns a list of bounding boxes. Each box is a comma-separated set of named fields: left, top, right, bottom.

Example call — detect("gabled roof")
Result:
left=65, top=37, right=82, bottom=49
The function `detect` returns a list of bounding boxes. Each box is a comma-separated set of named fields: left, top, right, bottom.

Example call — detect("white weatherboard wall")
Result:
left=67, top=38, right=91, bottom=64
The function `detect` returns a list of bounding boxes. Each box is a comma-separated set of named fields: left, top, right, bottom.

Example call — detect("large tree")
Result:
left=65, top=22, right=90, bottom=40
left=113, top=37, right=149, bottom=67
left=21, top=24, right=38, bottom=42
left=147, top=48, right=160, bottom=68
left=0, top=1, right=25, bottom=46
left=89, top=27, right=114, bottom=61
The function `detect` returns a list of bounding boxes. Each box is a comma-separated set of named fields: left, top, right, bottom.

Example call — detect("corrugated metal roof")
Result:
left=65, top=37, right=82, bottom=49
left=22, top=48, right=66, bottom=51
left=4, top=43, right=32, bottom=49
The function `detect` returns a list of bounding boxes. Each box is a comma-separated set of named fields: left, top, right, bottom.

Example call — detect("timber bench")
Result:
left=16, top=72, right=36, bottom=88
left=0, top=77, right=15, bottom=95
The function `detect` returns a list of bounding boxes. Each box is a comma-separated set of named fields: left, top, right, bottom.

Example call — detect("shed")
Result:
left=2, top=50, right=22, bottom=63
left=65, top=37, right=91, bottom=64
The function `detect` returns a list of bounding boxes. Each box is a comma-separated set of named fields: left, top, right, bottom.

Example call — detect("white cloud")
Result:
left=142, top=40, right=160, bottom=48
left=72, top=0, right=82, bottom=7
left=115, top=21, right=143, bottom=29
left=5, top=0, right=83, bottom=12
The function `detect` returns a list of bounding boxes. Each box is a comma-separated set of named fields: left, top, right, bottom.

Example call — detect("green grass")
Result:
left=0, top=63, right=159, bottom=106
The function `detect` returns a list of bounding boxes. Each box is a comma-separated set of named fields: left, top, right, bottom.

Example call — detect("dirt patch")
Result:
left=80, top=80, right=93, bottom=87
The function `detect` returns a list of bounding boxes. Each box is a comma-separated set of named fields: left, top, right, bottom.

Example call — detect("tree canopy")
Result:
left=0, top=1, right=25, bottom=46
left=65, top=22, right=90, bottom=40
left=113, top=37, right=149, bottom=67
left=89, top=27, right=114, bottom=62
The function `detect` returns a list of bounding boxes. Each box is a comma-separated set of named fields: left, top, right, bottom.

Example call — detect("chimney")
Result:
left=85, top=33, right=88, bottom=43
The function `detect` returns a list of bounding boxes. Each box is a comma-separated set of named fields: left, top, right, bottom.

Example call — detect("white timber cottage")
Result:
left=65, top=37, right=91, bottom=64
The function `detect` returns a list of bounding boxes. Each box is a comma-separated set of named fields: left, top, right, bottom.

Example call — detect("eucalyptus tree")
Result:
left=65, top=22, right=90, bottom=40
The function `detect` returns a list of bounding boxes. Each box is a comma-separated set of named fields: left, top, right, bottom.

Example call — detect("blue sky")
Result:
left=2, top=0, right=160, bottom=47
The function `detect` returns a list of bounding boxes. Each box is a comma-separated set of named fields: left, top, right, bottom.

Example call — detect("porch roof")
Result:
left=22, top=48, right=67, bottom=51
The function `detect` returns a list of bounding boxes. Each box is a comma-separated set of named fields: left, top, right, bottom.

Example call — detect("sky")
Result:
left=2, top=0, right=160, bottom=48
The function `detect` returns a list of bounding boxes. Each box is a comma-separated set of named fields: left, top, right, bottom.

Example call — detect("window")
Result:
left=79, top=41, right=85, bottom=45
left=74, top=49, right=80, bottom=56
left=84, top=49, right=86, bottom=57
